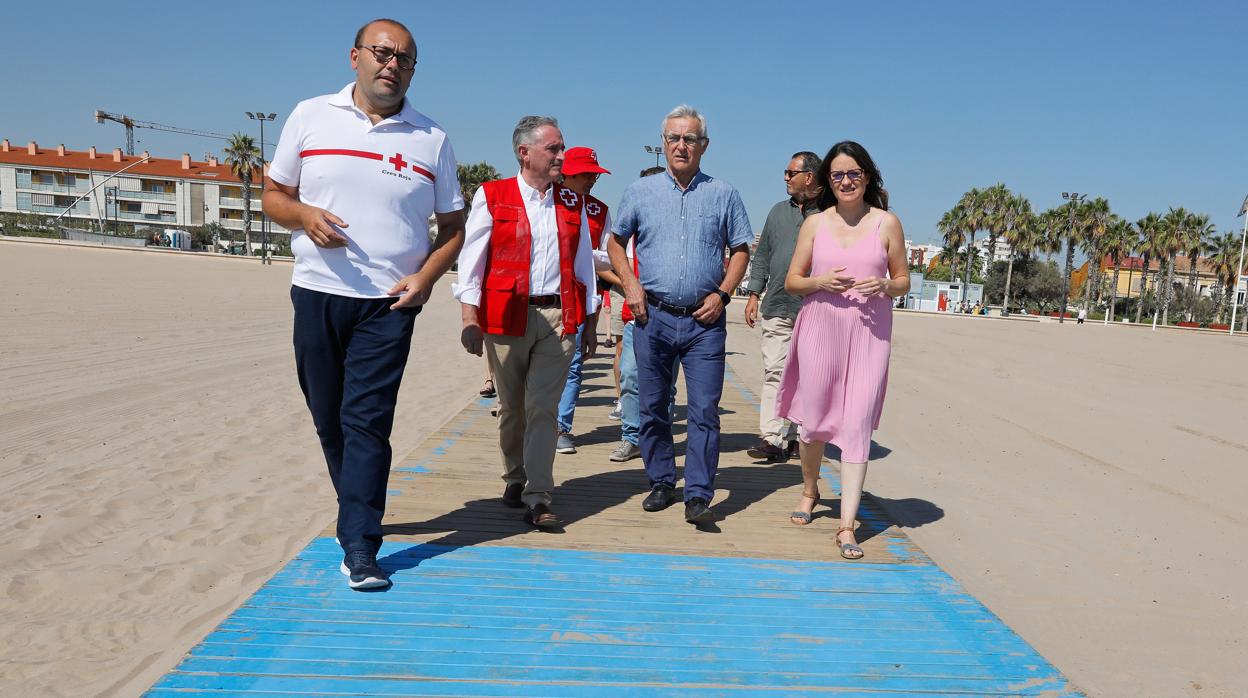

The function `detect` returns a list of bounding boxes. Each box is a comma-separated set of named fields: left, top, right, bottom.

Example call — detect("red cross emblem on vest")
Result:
left=586, top=202, right=602, bottom=216
left=558, top=188, right=579, bottom=207
left=388, top=153, right=407, bottom=171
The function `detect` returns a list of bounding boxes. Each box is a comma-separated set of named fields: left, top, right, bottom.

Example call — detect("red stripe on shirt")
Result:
left=409, top=165, right=436, bottom=182
left=299, top=149, right=383, bottom=160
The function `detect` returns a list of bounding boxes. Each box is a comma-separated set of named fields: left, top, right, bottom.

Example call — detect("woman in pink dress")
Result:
left=775, top=141, right=910, bottom=559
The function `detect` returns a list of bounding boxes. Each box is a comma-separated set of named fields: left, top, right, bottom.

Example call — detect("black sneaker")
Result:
left=641, top=484, right=678, bottom=512
left=502, top=482, right=524, bottom=508
left=684, top=497, right=713, bottom=523
left=339, top=550, right=390, bottom=590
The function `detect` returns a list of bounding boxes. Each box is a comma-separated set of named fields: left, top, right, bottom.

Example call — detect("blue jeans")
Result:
left=556, top=323, right=584, bottom=434
left=291, top=286, right=419, bottom=556
left=634, top=304, right=726, bottom=502
left=619, top=322, right=676, bottom=447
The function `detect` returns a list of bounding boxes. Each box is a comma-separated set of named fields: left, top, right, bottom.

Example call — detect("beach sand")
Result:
left=2, top=238, right=1245, bottom=697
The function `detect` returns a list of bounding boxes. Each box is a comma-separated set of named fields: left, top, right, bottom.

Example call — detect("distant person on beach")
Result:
left=263, top=18, right=465, bottom=589
left=453, top=116, right=600, bottom=530
left=553, top=147, right=614, bottom=456
left=743, top=151, right=822, bottom=463
left=776, top=141, right=910, bottom=559
left=608, top=105, right=753, bottom=524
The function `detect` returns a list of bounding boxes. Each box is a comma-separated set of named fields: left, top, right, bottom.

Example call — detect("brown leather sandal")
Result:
left=837, top=526, right=864, bottom=559
left=789, top=488, right=820, bottom=526
left=524, top=503, right=562, bottom=529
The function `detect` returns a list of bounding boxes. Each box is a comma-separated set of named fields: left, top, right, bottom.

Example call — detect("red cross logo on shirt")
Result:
left=559, top=188, right=579, bottom=208
left=586, top=202, right=602, bottom=217
left=388, top=152, right=407, bottom=171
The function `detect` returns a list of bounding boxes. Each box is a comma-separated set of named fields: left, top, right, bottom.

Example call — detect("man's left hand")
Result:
left=692, top=291, right=726, bottom=325
left=581, top=315, right=599, bottom=358
left=388, top=273, right=432, bottom=309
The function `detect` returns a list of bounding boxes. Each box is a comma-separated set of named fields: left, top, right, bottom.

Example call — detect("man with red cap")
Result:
left=554, top=146, right=612, bottom=455
left=454, top=117, right=600, bottom=529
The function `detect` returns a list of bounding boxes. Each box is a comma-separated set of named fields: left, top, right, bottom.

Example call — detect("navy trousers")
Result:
left=634, top=303, right=726, bottom=502
left=291, top=285, right=419, bottom=555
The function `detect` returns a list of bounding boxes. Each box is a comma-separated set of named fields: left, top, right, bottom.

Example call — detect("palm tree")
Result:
left=1133, top=213, right=1162, bottom=323
left=1158, top=207, right=1191, bottom=325
left=223, top=133, right=262, bottom=257
left=937, top=203, right=969, bottom=280
left=1076, top=198, right=1111, bottom=309
left=1208, top=232, right=1243, bottom=324
left=1000, top=194, right=1036, bottom=314
left=1181, top=213, right=1214, bottom=320
left=456, top=161, right=500, bottom=206
left=1101, top=216, right=1134, bottom=323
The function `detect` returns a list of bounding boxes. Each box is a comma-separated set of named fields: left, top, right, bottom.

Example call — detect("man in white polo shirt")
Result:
left=262, top=18, right=464, bottom=590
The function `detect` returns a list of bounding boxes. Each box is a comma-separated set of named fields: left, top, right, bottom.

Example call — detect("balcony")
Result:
left=30, top=203, right=93, bottom=216
left=218, top=196, right=262, bottom=209
left=115, top=189, right=176, bottom=202
left=23, top=180, right=92, bottom=194
left=118, top=210, right=176, bottom=223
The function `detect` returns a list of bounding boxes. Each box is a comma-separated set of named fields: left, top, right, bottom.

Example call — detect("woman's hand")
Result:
left=852, top=276, right=888, bottom=297
left=815, top=267, right=855, bottom=294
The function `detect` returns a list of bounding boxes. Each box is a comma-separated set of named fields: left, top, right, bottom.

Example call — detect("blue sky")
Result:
left=2, top=1, right=1246, bottom=245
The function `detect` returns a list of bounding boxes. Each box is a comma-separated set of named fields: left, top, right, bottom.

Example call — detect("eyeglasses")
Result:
left=663, top=133, right=705, bottom=147
left=357, top=44, right=417, bottom=71
left=830, top=169, right=865, bottom=183
left=783, top=169, right=811, bottom=180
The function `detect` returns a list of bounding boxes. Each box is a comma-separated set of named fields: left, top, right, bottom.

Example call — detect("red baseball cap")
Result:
left=562, top=146, right=611, bottom=176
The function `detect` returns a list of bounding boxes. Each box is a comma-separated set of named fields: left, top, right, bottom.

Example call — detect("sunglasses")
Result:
left=783, top=169, right=811, bottom=179
left=830, top=169, right=865, bottom=183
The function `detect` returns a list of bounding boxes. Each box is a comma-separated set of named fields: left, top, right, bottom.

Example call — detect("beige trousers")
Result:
left=484, top=305, right=576, bottom=507
left=759, top=314, right=797, bottom=447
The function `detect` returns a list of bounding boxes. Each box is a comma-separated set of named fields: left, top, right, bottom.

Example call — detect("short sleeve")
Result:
left=726, top=188, right=753, bottom=248
left=433, top=135, right=464, bottom=214
left=267, top=104, right=303, bottom=187
left=613, top=183, right=639, bottom=242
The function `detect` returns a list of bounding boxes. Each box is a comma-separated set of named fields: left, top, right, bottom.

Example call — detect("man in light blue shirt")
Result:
left=607, top=105, right=752, bottom=524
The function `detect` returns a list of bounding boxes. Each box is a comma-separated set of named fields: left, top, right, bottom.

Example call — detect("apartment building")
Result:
left=0, top=139, right=285, bottom=242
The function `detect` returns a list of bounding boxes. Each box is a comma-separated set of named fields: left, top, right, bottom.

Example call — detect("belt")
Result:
left=528, top=294, right=561, bottom=307
left=645, top=291, right=697, bottom=316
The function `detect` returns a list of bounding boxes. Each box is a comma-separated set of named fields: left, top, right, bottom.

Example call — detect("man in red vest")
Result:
left=554, top=146, right=612, bottom=455
left=453, top=116, right=600, bottom=528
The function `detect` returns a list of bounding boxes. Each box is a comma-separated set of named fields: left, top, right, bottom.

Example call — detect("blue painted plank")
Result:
left=193, top=629, right=1045, bottom=667
left=163, top=657, right=1072, bottom=694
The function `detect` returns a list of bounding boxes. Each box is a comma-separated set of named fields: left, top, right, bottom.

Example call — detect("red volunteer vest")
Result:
left=479, top=177, right=586, bottom=337
left=584, top=193, right=608, bottom=249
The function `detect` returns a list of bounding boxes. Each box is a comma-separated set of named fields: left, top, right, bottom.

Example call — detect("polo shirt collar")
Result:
left=329, top=82, right=424, bottom=127
left=516, top=172, right=553, bottom=202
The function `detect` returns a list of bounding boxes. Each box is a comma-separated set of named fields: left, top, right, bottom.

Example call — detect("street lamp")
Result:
left=643, top=144, right=663, bottom=168
left=246, top=111, right=278, bottom=264
left=1059, top=192, right=1087, bottom=324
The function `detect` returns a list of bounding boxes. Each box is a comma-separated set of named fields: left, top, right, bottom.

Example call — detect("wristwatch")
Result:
left=715, top=289, right=731, bottom=305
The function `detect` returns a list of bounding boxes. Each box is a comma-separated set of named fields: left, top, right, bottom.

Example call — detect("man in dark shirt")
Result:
left=743, top=151, right=822, bottom=462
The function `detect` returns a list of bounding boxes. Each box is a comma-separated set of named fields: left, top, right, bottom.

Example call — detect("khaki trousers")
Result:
left=759, top=314, right=797, bottom=447
left=484, top=305, right=576, bottom=508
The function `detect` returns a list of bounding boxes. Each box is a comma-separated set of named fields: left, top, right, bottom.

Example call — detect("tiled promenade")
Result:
left=148, top=353, right=1079, bottom=696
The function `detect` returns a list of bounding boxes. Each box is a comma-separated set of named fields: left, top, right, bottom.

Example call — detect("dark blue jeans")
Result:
left=291, top=286, right=419, bottom=556
left=634, top=303, right=726, bottom=502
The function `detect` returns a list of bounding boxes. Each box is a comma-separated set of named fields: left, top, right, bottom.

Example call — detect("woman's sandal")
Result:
left=479, top=379, right=496, bottom=397
left=789, top=488, right=820, bottom=526
left=837, top=526, right=864, bottom=559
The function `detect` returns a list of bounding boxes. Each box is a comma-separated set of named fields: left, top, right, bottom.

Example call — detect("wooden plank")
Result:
left=147, top=357, right=1079, bottom=696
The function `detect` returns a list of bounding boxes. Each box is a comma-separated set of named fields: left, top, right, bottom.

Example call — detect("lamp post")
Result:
left=1231, top=194, right=1248, bottom=336
left=1059, top=192, right=1087, bottom=324
left=643, top=144, right=663, bottom=168
left=246, top=111, right=277, bottom=264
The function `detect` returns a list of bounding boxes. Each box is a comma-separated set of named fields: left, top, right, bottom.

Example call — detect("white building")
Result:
left=0, top=139, right=285, bottom=246
left=904, top=239, right=942, bottom=269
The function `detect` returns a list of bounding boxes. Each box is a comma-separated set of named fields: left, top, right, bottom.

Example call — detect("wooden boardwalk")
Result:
left=149, top=353, right=1079, bottom=696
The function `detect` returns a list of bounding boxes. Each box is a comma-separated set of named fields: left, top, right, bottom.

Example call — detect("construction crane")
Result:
left=93, top=110, right=229, bottom=156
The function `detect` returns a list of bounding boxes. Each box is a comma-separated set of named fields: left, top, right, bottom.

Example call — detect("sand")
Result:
left=2, top=238, right=1245, bottom=697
